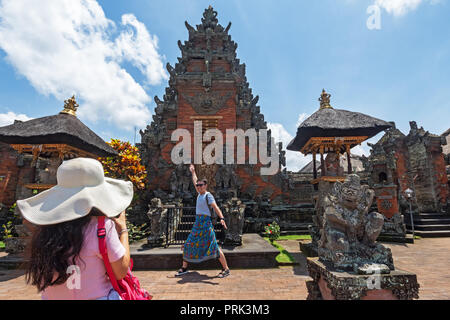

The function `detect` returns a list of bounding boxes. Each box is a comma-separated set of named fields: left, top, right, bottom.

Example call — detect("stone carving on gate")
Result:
left=181, top=92, right=232, bottom=115
left=169, top=164, right=193, bottom=199
left=215, top=164, right=238, bottom=190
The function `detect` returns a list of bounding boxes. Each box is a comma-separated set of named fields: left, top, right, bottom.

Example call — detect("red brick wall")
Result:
left=0, top=142, right=19, bottom=205
left=433, top=152, right=449, bottom=206
left=395, top=150, right=411, bottom=194
left=176, top=83, right=237, bottom=160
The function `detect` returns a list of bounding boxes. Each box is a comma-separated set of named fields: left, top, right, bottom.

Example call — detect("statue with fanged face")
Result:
left=318, top=174, right=394, bottom=273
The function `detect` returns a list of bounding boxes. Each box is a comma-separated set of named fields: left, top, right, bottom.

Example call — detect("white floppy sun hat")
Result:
left=16, top=157, right=133, bottom=225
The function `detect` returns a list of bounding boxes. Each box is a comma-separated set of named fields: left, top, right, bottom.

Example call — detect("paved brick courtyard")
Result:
left=0, top=237, right=449, bottom=300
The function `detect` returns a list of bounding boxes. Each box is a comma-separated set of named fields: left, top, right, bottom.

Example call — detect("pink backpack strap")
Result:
left=97, top=216, right=121, bottom=293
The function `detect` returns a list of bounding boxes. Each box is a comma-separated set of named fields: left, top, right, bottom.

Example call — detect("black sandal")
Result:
left=217, top=269, right=230, bottom=278
left=175, top=267, right=189, bottom=277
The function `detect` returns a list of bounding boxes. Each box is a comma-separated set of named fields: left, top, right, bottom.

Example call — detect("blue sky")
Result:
left=0, top=0, right=449, bottom=171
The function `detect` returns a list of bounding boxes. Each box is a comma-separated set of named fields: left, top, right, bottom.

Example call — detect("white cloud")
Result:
left=351, top=144, right=370, bottom=156
left=0, top=111, right=33, bottom=127
left=296, top=112, right=310, bottom=128
left=354, top=133, right=385, bottom=156
left=267, top=121, right=311, bottom=172
left=374, top=0, right=441, bottom=16
left=0, top=0, right=168, bottom=131
left=114, top=14, right=167, bottom=86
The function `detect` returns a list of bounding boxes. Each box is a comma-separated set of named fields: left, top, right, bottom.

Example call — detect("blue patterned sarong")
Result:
left=183, top=214, right=219, bottom=263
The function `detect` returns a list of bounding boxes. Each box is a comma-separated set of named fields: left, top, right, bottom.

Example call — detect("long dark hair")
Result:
left=25, top=213, right=94, bottom=292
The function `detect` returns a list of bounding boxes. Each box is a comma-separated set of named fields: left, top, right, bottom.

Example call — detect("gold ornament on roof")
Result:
left=60, top=95, right=79, bottom=116
left=319, top=89, right=333, bottom=109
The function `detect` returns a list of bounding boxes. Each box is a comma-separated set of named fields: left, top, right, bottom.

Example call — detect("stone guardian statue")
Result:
left=318, top=174, right=394, bottom=273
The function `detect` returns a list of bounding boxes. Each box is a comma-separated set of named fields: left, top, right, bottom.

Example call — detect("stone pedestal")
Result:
left=374, top=184, right=399, bottom=218
left=306, top=258, right=419, bottom=300
left=4, top=220, right=34, bottom=254
left=4, top=237, right=26, bottom=254
left=131, top=234, right=278, bottom=269
left=374, top=185, right=407, bottom=242
left=299, top=240, right=317, bottom=257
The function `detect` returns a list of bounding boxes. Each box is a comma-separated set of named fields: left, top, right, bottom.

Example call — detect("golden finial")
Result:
left=60, top=95, right=79, bottom=116
left=319, top=89, right=333, bottom=109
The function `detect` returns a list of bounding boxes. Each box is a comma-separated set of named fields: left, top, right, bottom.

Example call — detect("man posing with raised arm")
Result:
left=175, top=164, right=230, bottom=278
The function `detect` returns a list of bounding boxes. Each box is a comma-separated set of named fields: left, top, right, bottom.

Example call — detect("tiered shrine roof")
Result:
left=0, top=96, right=116, bottom=157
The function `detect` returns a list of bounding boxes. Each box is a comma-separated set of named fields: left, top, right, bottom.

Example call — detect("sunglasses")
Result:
left=196, top=183, right=205, bottom=187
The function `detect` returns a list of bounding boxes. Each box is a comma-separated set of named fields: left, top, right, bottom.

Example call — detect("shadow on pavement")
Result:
left=289, top=252, right=309, bottom=276
left=175, top=271, right=220, bottom=286
left=0, top=268, right=26, bottom=282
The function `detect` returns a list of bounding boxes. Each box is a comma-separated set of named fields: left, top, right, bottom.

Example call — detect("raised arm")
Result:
left=189, top=164, right=199, bottom=193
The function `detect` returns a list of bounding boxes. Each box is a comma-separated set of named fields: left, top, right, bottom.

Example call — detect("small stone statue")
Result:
left=146, top=198, right=168, bottom=247
left=318, top=174, right=394, bottom=273
left=324, top=153, right=344, bottom=176
left=381, top=213, right=406, bottom=236
left=222, top=197, right=246, bottom=246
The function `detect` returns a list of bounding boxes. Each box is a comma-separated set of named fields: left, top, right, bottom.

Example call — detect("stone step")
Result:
left=177, top=222, right=194, bottom=230
left=376, top=233, right=414, bottom=244
left=280, top=229, right=310, bottom=236
left=413, top=224, right=450, bottom=231
left=130, top=234, right=279, bottom=270
left=0, top=254, right=27, bottom=269
left=173, top=230, right=191, bottom=241
left=404, top=212, right=448, bottom=219
left=181, top=215, right=197, bottom=223
left=405, top=218, right=450, bottom=225
left=181, top=210, right=197, bottom=216
left=415, top=213, right=448, bottom=218
left=174, top=229, right=191, bottom=237
left=407, top=230, right=450, bottom=238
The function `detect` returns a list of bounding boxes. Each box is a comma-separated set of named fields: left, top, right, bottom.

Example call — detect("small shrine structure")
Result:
left=362, top=121, right=450, bottom=238
left=287, top=89, right=392, bottom=185
left=0, top=96, right=117, bottom=253
left=0, top=96, right=116, bottom=203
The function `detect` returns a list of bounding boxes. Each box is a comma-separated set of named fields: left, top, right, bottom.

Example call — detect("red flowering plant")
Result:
left=98, top=139, right=147, bottom=191
left=263, top=221, right=280, bottom=242
left=98, top=139, right=149, bottom=243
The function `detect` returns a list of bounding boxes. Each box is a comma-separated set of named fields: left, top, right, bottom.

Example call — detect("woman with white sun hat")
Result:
left=17, top=157, right=134, bottom=300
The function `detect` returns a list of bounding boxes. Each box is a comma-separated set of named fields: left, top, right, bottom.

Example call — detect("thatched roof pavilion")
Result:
left=287, top=90, right=391, bottom=182
left=287, top=90, right=392, bottom=154
left=0, top=96, right=117, bottom=158
left=0, top=96, right=116, bottom=193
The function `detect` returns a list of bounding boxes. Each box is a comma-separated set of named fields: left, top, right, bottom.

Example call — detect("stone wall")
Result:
left=406, top=122, right=449, bottom=212
left=0, top=142, right=20, bottom=206
left=363, top=122, right=449, bottom=214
